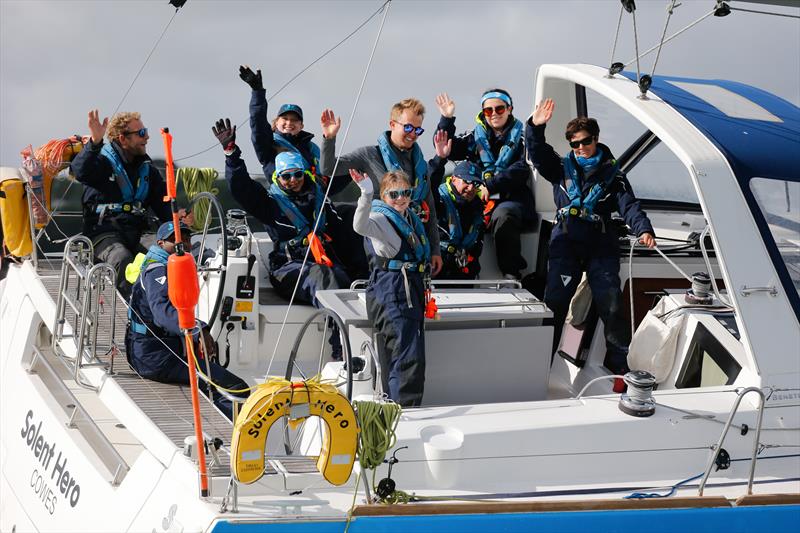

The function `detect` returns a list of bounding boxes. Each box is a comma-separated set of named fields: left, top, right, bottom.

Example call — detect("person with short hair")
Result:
left=350, top=168, right=430, bottom=406
left=430, top=148, right=487, bottom=280
left=212, top=118, right=350, bottom=358
left=526, top=98, right=656, bottom=373
left=70, top=110, right=188, bottom=298
left=434, top=89, right=534, bottom=280
left=318, top=98, right=443, bottom=278
left=126, top=221, right=249, bottom=420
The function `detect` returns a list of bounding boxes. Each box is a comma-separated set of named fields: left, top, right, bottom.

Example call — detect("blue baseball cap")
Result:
left=156, top=221, right=191, bottom=241
left=275, top=151, right=308, bottom=173
left=277, top=104, right=303, bottom=121
left=452, top=161, right=484, bottom=185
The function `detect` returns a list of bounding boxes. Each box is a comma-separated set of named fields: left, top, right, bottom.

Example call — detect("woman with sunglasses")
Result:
left=213, top=118, right=350, bottom=359
left=525, top=98, right=656, bottom=377
left=350, top=168, right=431, bottom=407
left=435, top=89, right=535, bottom=280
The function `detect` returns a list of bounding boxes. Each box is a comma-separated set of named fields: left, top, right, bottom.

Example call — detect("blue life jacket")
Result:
left=128, top=245, right=169, bottom=335
left=472, top=115, right=524, bottom=179
left=560, top=150, right=619, bottom=220
left=371, top=200, right=430, bottom=272
left=98, top=143, right=150, bottom=213
left=273, top=132, right=321, bottom=174
left=376, top=133, right=429, bottom=204
left=269, top=172, right=327, bottom=249
left=437, top=179, right=483, bottom=253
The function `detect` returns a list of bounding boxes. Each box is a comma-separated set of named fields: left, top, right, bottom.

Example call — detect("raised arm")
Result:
left=434, top=92, right=470, bottom=160
left=350, top=169, right=402, bottom=256
left=524, top=98, right=564, bottom=184
left=240, top=65, right=277, bottom=168
left=70, top=109, right=112, bottom=187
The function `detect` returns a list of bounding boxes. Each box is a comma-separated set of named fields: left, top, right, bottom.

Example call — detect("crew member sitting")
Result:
left=431, top=159, right=487, bottom=280
left=126, top=221, right=250, bottom=420
left=212, top=118, right=350, bottom=358
left=434, top=90, right=534, bottom=280
left=70, top=109, right=189, bottom=298
left=351, top=169, right=431, bottom=407
left=525, top=98, right=656, bottom=374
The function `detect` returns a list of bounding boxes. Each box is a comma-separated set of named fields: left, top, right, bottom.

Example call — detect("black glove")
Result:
left=239, top=65, right=263, bottom=91
left=212, top=118, right=236, bottom=152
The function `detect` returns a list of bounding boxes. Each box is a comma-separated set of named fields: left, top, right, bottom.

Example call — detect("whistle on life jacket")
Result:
left=424, top=289, right=439, bottom=320
left=307, top=232, right=334, bottom=267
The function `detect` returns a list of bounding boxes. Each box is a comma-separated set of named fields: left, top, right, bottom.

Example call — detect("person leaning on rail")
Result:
left=318, top=98, right=444, bottom=278
left=125, top=221, right=249, bottom=420
left=70, top=109, right=191, bottom=298
left=525, top=98, right=656, bottom=376
left=434, top=89, right=534, bottom=280
left=212, top=118, right=350, bottom=360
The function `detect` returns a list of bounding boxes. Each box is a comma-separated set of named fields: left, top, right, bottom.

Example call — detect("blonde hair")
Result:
left=107, top=112, right=141, bottom=141
left=379, top=171, right=411, bottom=198
left=390, top=98, right=425, bottom=122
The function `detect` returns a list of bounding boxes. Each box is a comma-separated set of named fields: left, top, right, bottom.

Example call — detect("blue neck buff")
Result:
left=576, top=148, right=604, bottom=175
left=144, top=244, right=170, bottom=266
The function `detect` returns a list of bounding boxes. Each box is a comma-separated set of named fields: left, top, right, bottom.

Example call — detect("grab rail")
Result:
left=52, top=236, right=118, bottom=390
left=698, top=387, right=766, bottom=496
left=349, top=278, right=523, bottom=290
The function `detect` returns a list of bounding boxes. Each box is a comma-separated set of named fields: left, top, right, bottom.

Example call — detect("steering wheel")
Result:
left=189, top=191, right=227, bottom=330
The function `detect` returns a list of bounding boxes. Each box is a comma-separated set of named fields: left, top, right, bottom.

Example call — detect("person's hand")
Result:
left=430, top=255, right=443, bottom=277
left=238, top=65, right=263, bottom=91
left=639, top=232, right=656, bottom=249
left=212, top=118, right=236, bottom=151
left=88, top=109, right=108, bottom=144
left=178, top=208, right=194, bottom=227
left=349, top=169, right=374, bottom=194
left=433, top=129, right=452, bottom=159
left=478, top=185, right=490, bottom=202
left=532, top=98, right=555, bottom=126
left=199, top=327, right=217, bottom=360
left=435, top=92, right=455, bottom=118
left=320, top=108, right=341, bottom=138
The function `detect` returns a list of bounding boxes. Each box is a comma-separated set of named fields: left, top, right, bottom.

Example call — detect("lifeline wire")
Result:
left=174, top=0, right=391, bottom=163
left=264, top=0, right=392, bottom=378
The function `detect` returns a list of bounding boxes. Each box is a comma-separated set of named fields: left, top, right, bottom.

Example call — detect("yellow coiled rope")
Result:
left=177, top=167, right=218, bottom=232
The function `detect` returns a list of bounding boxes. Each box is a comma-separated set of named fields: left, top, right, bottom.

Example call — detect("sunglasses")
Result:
left=385, top=188, right=413, bottom=200
left=569, top=136, right=595, bottom=149
left=482, top=105, right=508, bottom=117
left=278, top=170, right=305, bottom=181
left=460, top=179, right=482, bottom=187
left=123, top=128, right=148, bottom=138
left=399, top=123, right=424, bottom=136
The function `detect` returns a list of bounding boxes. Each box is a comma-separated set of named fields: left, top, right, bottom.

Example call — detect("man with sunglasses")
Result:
left=430, top=156, right=488, bottom=280
left=435, top=89, right=534, bottom=280
left=318, top=98, right=443, bottom=277
left=71, top=110, right=186, bottom=298
left=213, top=118, right=350, bottom=358
left=526, top=98, right=656, bottom=377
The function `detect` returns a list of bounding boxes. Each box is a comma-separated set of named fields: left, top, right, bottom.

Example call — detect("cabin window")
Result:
left=749, top=177, right=800, bottom=300
left=676, top=322, right=741, bottom=389
left=584, top=89, right=698, bottom=203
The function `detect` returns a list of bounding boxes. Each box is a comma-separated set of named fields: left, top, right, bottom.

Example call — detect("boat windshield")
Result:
left=586, top=89, right=699, bottom=203
left=749, top=177, right=800, bottom=300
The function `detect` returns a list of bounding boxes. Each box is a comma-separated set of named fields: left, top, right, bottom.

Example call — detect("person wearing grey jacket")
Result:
left=319, top=98, right=443, bottom=276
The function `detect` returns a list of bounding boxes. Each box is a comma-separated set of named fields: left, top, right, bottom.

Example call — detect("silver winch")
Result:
left=685, top=271, right=713, bottom=305
left=618, top=370, right=657, bottom=417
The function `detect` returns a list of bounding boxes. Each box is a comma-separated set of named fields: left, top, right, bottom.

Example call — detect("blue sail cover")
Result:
left=622, top=72, right=800, bottom=184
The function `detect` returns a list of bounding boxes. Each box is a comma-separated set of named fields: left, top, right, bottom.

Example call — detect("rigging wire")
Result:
left=729, top=6, right=800, bottom=19
left=264, top=0, right=392, bottom=378
left=112, top=9, right=181, bottom=117
left=624, top=6, right=718, bottom=68
left=174, top=0, right=391, bottom=163
left=650, top=0, right=679, bottom=78
left=608, top=4, right=625, bottom=71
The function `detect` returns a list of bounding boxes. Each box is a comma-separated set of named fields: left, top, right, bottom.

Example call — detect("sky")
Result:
left=1, top=0, right=799, bottom=176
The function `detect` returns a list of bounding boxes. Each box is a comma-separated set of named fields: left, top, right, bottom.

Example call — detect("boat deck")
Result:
left=36, top=261, right=317, bottom=479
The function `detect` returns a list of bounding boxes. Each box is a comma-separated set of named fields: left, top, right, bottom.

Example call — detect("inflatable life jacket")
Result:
left=371, top=200, right=430, bottom=272
left=376, top=133, right=430, bottom=220
left=95, top=143, right=150, bottom=215
left=437, top=178, right=484, bottom=254
left=559, top=150, right=619, bottom=221
left=0, top=168, right=32, bottom=257
left=472, top=115, right=523, bottom=181
left=230, top=378, right=358, bottom=486
left=273, top=132, right=321, bottom=176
